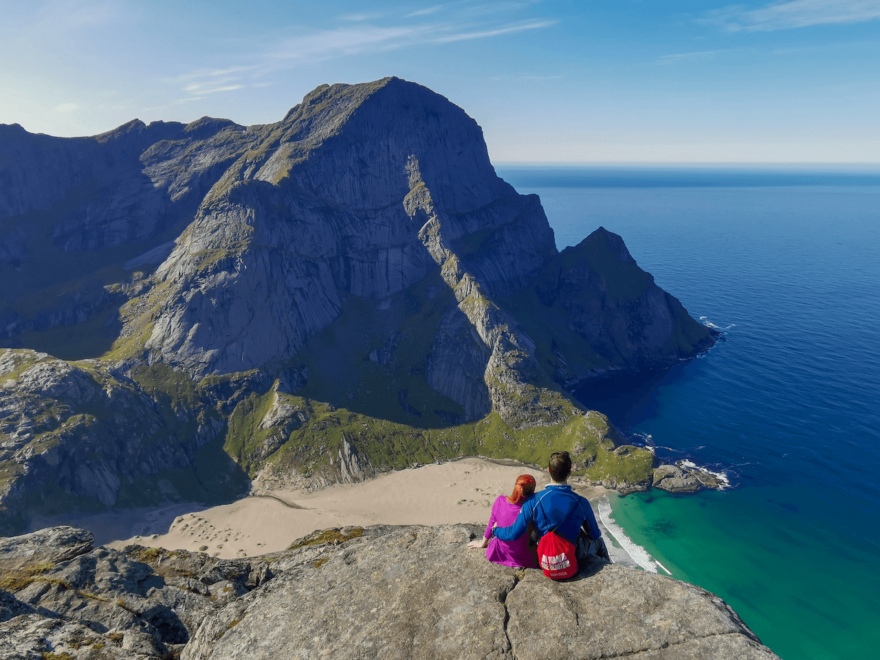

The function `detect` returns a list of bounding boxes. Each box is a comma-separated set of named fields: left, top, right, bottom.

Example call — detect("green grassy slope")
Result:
left=209, top=270, right=654, bottom=488
left=224, top=389, right=651, bottom=486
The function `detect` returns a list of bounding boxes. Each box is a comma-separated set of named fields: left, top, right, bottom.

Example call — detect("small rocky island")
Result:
left=0, top=524, right=778, bottom=659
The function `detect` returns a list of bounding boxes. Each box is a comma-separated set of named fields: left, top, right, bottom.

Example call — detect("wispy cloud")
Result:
left=54, top=102, right=77, bottom=112
left=264, top=19, right=555, bottom=59
left=703, top=0, right=880, bottom=32
left=266, top=25, right=423, bottom=63
left=175, top=12, right=556, bottom=98
left=340, top=12, right=385, bottom=22
left=407, top=5, right=445, bottom=18
left=183, top=81, right=246, bottom=95
left=657, top=48, right=751, bottom=64
left=197, top=66, right=259, bottom=79
left=405, top=1, right=538, bottom=20
left=143, top=97, right=204, bottom=112
left=431, top=19, right=556, bottom=43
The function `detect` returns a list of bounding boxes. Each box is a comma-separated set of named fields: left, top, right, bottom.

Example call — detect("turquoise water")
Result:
left=497, top=167, right=880, bottom=660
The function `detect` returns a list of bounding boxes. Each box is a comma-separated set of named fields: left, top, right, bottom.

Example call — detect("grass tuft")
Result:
left=289, top=527, right=364, bottom=550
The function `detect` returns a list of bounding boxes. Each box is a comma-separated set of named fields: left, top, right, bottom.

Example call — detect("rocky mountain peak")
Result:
left=0, top=79, right=716, bottom=530
left=138, top=77, right=554, bottom=375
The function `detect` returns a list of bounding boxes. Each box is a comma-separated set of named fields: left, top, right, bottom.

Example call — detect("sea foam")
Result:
left=597, top=499, right=672, bottom=575
left=679, top=460, right=731, bottom=489
left=699, top=316, right=736, bottom=331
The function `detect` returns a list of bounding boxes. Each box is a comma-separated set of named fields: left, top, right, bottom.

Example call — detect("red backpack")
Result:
left=536, top=496, right=580, bottom=580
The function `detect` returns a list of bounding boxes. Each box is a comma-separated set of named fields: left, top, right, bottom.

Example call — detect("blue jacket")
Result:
left=493, top=484, right=601, bottom=543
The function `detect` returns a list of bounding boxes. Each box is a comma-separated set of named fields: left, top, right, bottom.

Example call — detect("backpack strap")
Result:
left=537, top=491, right=581, bottom=535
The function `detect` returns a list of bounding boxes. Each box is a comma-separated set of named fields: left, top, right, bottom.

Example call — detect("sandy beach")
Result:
left=30, top=458, right=612, bottom=560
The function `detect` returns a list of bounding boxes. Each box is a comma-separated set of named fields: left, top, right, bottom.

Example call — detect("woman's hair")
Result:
left=507, top=474, right=537, bottom=505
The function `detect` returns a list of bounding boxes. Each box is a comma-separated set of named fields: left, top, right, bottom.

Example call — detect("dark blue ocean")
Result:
left=497, top=166, right=880, bottom=660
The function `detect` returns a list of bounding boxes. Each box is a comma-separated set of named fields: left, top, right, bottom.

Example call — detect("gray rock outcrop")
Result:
left=0, top=350, right=256, bottom=532
left=140, top=79, right=557, bottom=383
left=653, top=465, right=704, bottom=493
left=0, top=524, right=779, bottom=660
left=653, top=463, right=726, bottom=493
left=0, top=525, right=273, bottom=659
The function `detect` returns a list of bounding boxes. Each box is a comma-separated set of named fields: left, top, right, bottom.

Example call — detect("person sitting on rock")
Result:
left=492, top=451, right=609, bottom=571
left=467, top=474, right=538, bottom=568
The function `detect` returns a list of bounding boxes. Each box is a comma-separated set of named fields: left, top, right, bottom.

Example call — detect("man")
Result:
left=493, top=451, right=608, bottom=566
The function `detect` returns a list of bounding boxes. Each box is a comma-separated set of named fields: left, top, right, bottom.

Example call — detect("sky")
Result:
left=1, top=0, right=878, bottom=163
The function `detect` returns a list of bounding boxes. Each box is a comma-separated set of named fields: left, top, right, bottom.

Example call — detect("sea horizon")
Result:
left=498, top=164, right=880, bottom=660
left=495, top=162, right=880, bottom=169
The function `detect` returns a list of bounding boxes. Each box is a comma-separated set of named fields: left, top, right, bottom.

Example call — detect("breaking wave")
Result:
left=700, top=316, right=735, bottom=331
left=678, top=460, right=732, bottom=490
left=597, top=499, right=672, bottom=575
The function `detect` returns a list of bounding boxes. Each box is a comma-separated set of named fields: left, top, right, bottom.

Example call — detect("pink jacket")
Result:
left=483, top=495, right=537, bottom=568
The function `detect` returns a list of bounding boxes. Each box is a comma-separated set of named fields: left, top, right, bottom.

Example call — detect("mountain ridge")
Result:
left=0, top=78, right=715, bottom=532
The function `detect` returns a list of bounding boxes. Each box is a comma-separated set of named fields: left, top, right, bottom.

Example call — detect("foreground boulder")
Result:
left=0, top=525, right=273, bottom=659
left=0, top=524, right=778, bottom=659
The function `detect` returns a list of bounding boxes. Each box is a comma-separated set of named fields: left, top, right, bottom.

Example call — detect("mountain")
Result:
left=0, top=524, right=779, bottom=659
left=0, top=78, right=715, bottom=532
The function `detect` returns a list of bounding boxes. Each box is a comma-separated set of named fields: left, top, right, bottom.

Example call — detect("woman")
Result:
left=467, top=474, right=537, bottom=568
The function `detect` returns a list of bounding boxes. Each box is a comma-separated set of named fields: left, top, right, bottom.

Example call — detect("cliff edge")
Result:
left=0, top=524, right=777, bottom=659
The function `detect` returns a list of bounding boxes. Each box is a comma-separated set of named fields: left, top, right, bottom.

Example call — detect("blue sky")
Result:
left=1, top=0, right=878, bottom=162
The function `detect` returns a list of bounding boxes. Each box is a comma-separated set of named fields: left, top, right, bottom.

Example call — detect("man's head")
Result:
left=548, top=451, right=572, bottom=483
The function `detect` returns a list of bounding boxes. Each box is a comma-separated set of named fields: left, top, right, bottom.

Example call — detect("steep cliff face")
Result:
left=0, top=350, right=252, bottom=532
left=0, top=78, right=715, bottom=530
left=0, top=114, right=247, bottom=343
left=0, top=524, right=780, bottom=660
left=140, top=78, right=555, bottom=376
left=501, top=227, right=717, bottom=387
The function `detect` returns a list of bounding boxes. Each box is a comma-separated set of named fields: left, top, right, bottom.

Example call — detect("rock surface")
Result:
left=0, top=524, right=779, bottom=660
left=653, top=465, right=704, bottom=493
left=652, top=463, right=726, bottom=493
left=0, top=525, right=274, bottom=659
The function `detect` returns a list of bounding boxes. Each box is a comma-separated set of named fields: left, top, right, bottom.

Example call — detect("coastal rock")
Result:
left=425, top=305, right=492, bottom=421
left=653, top=465, right=703, bottom=493
left=0, top=612, right=141, bottom=660
left=139, top=78, right=555, bottom=377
